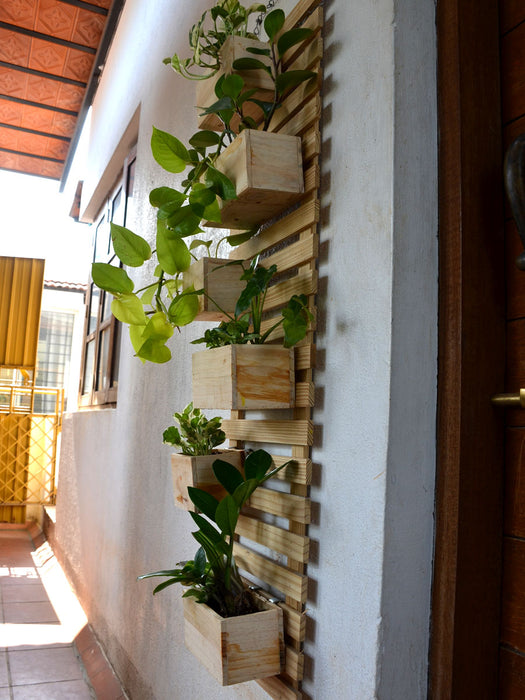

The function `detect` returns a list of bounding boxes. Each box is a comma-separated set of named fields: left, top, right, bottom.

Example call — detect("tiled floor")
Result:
left=0, top=523, right=125, bottom=699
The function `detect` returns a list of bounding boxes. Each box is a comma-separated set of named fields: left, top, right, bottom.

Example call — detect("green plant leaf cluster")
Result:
left=191, top=258, right=313, bottom=348
left=138, top=449, right=292, bottom=617
left=164, top=1, right=266, bottom=80
left=163, top=403, right=226, bottom=456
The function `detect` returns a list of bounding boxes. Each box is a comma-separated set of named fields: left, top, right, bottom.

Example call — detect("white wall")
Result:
left=56, top=0, right=438, bottom=698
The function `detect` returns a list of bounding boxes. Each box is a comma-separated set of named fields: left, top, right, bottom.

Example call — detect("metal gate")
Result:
left=0, top=384, right=63, bottom=523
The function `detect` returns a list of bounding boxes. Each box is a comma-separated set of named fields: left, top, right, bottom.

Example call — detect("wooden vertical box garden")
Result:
left=183, top=257, right=245, bottom=321
left=192, top=344, right=295, bottom=410
left=171, top=449, right=242, bottom=510
left=183, top=593, right=284, bottom=685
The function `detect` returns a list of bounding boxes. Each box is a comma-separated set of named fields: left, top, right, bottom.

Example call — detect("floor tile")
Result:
left=0, top=651, right=8, bottom=688
left=2, top=584, right=48, bottom=603
left=9, top=646, right=84, bottom=686
left=12, top=679, right=93, bottom=699
left=4, top=602, right=59, bottom=624
left=0, top=688, right=9, bottom=700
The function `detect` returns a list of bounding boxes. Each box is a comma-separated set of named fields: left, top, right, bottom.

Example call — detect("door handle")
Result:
left=491, top=388, right=525, bottom=408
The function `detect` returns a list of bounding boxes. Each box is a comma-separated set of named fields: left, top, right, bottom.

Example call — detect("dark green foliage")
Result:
left=163, top=403, right=226, bottom=456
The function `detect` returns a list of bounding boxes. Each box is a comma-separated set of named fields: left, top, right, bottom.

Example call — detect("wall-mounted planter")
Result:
left=206, top=129, right=304, bottom=230
left=183, top=592, right=284, bottom=685
left=196, top=36, right=274, bottom=132
left=182, top=257, right=245, bottom=321
left=171, top=449, right=243, bottom=511
left=192, top=344, right=295, bottom=410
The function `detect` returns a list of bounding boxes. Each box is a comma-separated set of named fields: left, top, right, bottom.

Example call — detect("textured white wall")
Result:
left=56, top=0, right=437, bottom=698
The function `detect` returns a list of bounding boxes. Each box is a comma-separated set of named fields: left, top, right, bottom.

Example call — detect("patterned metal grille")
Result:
left=0, top=384, right=63, bottom=522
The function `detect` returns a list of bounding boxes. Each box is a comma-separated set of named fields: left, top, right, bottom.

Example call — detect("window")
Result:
left=79, top=149, right=136, bottom=407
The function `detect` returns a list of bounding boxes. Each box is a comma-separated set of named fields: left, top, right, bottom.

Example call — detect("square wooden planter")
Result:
left=192, top=344, right=295, bottom=410
left=182, top=257, right=245, bottom=321
left=170, top=449, right=243, bottom=511
left=207, top=129, right=304, bottom=230
left=183, top=592, right=284, bottom=685
left=196, top=36, right=274, bottom=132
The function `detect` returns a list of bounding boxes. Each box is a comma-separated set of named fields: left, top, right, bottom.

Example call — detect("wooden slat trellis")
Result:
left=223, top=1, right=323, bottom=696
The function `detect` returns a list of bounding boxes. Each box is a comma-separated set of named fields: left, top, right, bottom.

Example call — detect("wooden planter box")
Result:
left=192, top=344, right=295, bottom=410
left=171, top=449, right=243, bottom=511
left=206, top=129, right=304, bottom=230
left=182, top=257, right=245, bottom=321
left=183, top=592, right=284, bottom=685
left=196, top=36, right=274, bottom=132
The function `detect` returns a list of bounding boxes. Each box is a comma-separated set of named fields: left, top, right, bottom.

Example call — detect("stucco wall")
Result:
left=56, top=0, right=437, bottom=698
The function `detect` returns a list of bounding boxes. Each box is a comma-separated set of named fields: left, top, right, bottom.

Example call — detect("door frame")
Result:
left=431, top=0, right=506, bottom=697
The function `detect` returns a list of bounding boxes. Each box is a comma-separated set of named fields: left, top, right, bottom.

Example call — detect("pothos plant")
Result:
left=164, top=0, right=266, bottom=81
left=138, top=448, right=291, bottom=617
left=91, top=8, right=315, bottom=363
left=163, top=403, right=226, bottom=456
left=192, top=257, right=313, bottom=348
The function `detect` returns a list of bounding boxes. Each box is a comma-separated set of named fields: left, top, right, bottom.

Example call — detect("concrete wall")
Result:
left=56, top=0, right=438, bottom=698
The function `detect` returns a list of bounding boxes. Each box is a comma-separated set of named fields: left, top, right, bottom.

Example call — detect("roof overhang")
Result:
left=0, top=0, right=125, bottom=185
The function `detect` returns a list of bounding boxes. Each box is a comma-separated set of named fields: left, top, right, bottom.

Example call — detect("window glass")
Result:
left=88, top=285, right=100, bottom=335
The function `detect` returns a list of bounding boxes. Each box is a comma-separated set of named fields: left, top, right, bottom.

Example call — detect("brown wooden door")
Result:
left=498, top=2, right=525, bottom=696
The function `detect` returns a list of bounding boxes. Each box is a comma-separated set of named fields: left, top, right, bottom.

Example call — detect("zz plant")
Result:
left=138, top=449, right=291, bottom=617
left=163, top=403, right=226, bottom=456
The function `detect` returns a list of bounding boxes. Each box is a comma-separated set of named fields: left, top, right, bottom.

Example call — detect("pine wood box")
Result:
left=207, top=129, right=304, bottom=230
left=195, top=36, right=274, bottom=132
left=183, top=592, right=284, bottom=685
left=182, top=257, right=245, bottom=321
left=192, top=344, right=295, bottom=410
left=170, top=449, right=243, bottom=511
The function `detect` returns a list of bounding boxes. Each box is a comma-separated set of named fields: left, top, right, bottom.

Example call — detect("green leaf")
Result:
left=264, top=8, right=285, bottom=41
left=215, top=495, right=239, bottom=538
left=111, top=294, right=147, bottom=326
left=156, top=220, right=191, bottom=274
left=157, top=196, right=186, bottom=220
left=189, top=512, right=223, bottom=544
left=282, top=294, right=311, bottom=347
left=151, top=126, right=189, bottom=173
left=244, top=449, right=273, bottom=481
left=91, top=262, right=134, bottom=294
left=226, top=230, right=256, bottom=247
left=194, top=545, right=206, bottom=574
left=276, top=69, right=316, bottom=95
left=129, top=324, right=146, bottom=356
left=110, top=223, right=151, bottom=267
left=187, top=487, right=219, bottom=521
left=189, top=184, right=217, bottom=217
left=245, top=46, right=271, bottom=56
left=141, top=283, right=156, bottom=307
left=189, top=238, right=212, bottom=252
left=188, top=131, right=221, bottom=149
left=212, top=459, right=244, bottom=495
left=199, top=96, right=234, bottom=116
left=205, top=166, right=237, bottom=201
left=221, top=73, right=244, bottom=99
left=277, top=27, right=313, bottom=57
left=232, top=57, right=271, bottom=72
left=232, top=478, right=259, bottom=508
left=166, top=206, right=202, bottom=237
left=149, top=187, right=185, bottom=209
left=143, top=311, right=174, bottom=341
left=136, top=337, right=172, bottom=364
left=167, top=288, right=200, bottom=326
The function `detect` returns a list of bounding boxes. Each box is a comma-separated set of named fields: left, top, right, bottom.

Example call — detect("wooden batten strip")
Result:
left=249, top=487, right=311, bottom=524
left=271, top=84, right=321, bottom=134
left=304, top=162, right=320, bottom=196
left=302, top=126, right=321, bottom=163
left=233, top=542, right=308, bottom=602
left=237, top=514, right=310, bottom=562
left=282, top=0, right=322, bottom=32
left=264, top=268, right=317, bottom=311
left=285, top=647, right=305, bottom=681
left=277, top=96, right=322, bottom=139
left=263, top=234, right=318, bottom=275
left=229, top=196, right=319, bottom=260
left=258, top=676, right=302, bottom=700
left=223, top=419, right=314, bottom=446
left=268, top=454, right=312, bottom=485
left=280, top=601, right=306, bottom=641
left=294, top=344, right=316, bottom=371
left=295, top=381, right=315, bottom=407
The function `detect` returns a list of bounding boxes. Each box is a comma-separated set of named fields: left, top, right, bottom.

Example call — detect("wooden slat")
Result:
left=282, top=0, right=322, bottom=34
left=285, top=646, right=304, bottom=681
left=237, top=514, right=310, bottom=561
left=266, top=454, right=312, bottom=485
left=294, top=343, right=316, bottom=370
left=304, top=162, right=320, bottom=196
left=280, top=601, right=306, bottom=642
left=229, top=196, right=319, bottom=260
left=277, top=95, right=322, bottom=138
left=294, top=381, right=315, bottom=407
left=264, top=268, right=318, bottom=311
left=233, top=542, right=308, bottom=601
left=258, top=676, right=301, bottom=700
left=263, top=234, right=318, bottom=275
left=499, top=646, right=525, bottom=699
left=500, top=537, right=525, bottom=652
left=302, top=126, right=321, bottom=162
left=223, top=419, right=314, bottom=446
left=248, top=487, right=311, bottom=524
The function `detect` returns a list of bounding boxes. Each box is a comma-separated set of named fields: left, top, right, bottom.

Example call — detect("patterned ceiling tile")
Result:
left=56, top=82, right=84, bottom=111
left=0, top=0, right=37, bottom=31
left=0, top=28, right=32, bottom=66
left=0, top=66, right=29, bottom=99
left=18, top=104, right=55, bottom=133
left=72, top=10, right=105, bottom=48
left=36, top=0, right=77, bottom=43
left=63, top=49, right=94, bottom=83
left=50, top=112, right=76, bottom=137
left=0, top=126, right=20, bottom=151
left=29, top=37, right=67, bottom=74
left=44, top=137, right=68, bottom=160
left=0, top=98, right=23, bottom=126
left=26, top=72, right=60, bottom=106
left=83, top=0, right=112, bottom=8
left=1, top=152, right=63, bottom=178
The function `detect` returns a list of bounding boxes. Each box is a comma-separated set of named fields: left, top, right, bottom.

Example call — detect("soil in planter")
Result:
left=207, top=588, right=261, bottom=618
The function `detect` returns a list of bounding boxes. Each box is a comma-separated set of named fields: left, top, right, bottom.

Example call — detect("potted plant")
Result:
left=164, top=402, right=243, bottom=510
left=139, top=449, right=290, bottom=685
left=191, top=258, right=312, bottom=409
